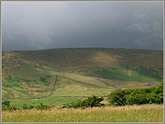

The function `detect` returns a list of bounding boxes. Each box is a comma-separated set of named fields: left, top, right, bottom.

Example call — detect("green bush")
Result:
left=2, top=105, right=19, bottom=111
left=108, top=82, right=163, bottom=106
left=149, top=82, right=163, bottom=104
left=2, top=100, right=20, bottom=111
left=2, top=104, right=9, bottom=111
left=36, top=103, right=51, bottom=110
left=22, top=104, right=34, bottom=110
left=8, top=105, right=18, bottom=111
left=126, top=93, right=150, bottom=105
left=67, top=96, right=104, bottom=108
left=2, top=103, right=34, bottom=111
left=2, top=100, right=10, bottom=107
left=107, top=89, right=127, bottom=106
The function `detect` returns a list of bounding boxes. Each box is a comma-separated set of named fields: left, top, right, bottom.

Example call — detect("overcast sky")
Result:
left=2, top=1, right=163, bottom=51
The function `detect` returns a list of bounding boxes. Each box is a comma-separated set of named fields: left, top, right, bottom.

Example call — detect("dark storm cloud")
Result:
left=2, top=1, right=163, bottom=50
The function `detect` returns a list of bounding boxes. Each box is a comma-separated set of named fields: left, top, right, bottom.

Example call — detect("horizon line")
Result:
left=2, top=47, right=163, bottom=52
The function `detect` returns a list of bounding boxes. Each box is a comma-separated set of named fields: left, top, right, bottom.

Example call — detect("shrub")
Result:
left=2, top=105, right=19, bottom=111
left=149, top=82, right=163, bottom=104
left=2, top=104, right=9, bottom=111
left=22, top=104, right=34, bottom=110
left=149, top=93, right=163, bottom=104
left=67, top=96, right=104, bottom=108
left=8, top=105, right=18, bottom=111
left=2, top=100, right=20, bottom=111
left=108, top=82, right=163, bottom=106
left=2, top=100, right=10, bottom=107
left=107, top=89, right=127, bottom=106
left=36, top=103, right=51, bottom=110
left=126, top=93, right=150, bottom=105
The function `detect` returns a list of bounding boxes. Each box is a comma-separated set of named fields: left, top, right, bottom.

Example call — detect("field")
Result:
left=7, top=96, right=82, bottom=107
left=2, top=104, right=163, bottom=122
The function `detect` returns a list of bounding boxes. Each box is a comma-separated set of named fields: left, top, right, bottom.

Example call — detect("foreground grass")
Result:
left=2, top=104, right=163, bottom=122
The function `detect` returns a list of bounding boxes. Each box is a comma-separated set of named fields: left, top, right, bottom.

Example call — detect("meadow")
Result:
left=8, top=96, right=82, bottom=107
left=2, top=104, right=163, bottom=122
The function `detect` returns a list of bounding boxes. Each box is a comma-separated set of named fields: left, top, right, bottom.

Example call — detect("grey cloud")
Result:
left=2, top=1, right=163, bottom=50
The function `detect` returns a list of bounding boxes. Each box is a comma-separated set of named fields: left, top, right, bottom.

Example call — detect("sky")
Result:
left=2, top=1, right=163, bottom=51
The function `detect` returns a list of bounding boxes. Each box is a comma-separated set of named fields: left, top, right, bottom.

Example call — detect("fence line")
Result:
left=3, top=74, right=109, bottom=100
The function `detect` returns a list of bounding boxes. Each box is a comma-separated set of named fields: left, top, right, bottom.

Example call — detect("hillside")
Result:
left=2, top=48, right=163, bottom=106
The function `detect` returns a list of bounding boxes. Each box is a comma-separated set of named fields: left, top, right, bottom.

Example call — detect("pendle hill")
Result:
left=2, top=48, right=163, bottom=106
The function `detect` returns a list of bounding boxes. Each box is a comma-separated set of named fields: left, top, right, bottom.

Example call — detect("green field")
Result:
left=2, top=104, right=163, bottom=122
left=7, top=96, right=82, bottom=107
left=93, top=65, right=162, bottom=81
left=2, top=48, right=163, bottom=107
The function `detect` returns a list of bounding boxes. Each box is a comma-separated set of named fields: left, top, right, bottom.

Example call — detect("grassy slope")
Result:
left=2, top=48, right=163, bottom=106
left=2, top=104, right=163, bottom=122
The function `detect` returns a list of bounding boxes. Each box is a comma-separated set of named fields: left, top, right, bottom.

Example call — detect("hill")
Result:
left=2, top=48, right=163, bottom=106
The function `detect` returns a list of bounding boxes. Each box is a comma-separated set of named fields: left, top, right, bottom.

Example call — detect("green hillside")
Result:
left=2, top=48, right=163, bottom=107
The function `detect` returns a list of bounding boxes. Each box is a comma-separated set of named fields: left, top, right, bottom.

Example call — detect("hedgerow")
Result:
left=108, top=82, right=163, bottom=106
left=66, top=96, right=104, bottom=108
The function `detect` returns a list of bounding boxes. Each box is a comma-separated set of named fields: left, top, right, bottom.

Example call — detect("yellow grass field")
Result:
left=2, top=104, right=163, bottom=122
